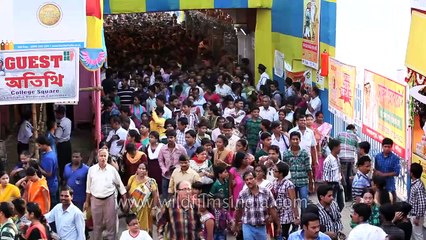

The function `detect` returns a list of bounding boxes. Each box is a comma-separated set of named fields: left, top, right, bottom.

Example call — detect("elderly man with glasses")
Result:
left=157, top=180, right=202, bottom=240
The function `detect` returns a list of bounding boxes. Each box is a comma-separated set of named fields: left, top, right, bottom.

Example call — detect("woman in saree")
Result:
left=126, top=163, right=160, bottom=233
left=312, top=111, right=332, bottom=182
left=123, top=143, right=148, bottom=186
left=24, top=167, right=50, bottom=214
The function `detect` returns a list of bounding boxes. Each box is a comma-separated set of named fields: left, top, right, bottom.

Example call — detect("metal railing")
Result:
left=330, top=112, right=408, bottom=200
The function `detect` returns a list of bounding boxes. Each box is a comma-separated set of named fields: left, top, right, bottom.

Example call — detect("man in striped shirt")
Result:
left=352, top=156, right=372, bottom=202
left=0, top=202, right=17, bottom=240
left=117, top=78, right=135, bottom=107
left=316, top=184, right=343, bottom=239
left=323, top=139, right=344, bottom=211
left=335, top=124, right=360, bottom=202
left=409, top=163, right=426, bottom=240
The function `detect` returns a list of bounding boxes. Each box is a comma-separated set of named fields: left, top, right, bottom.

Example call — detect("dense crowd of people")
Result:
left=0, top=12, right=424, bottom=240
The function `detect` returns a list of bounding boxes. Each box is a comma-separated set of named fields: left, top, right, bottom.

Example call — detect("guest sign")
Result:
left=0, top=48, right=79, bottom=105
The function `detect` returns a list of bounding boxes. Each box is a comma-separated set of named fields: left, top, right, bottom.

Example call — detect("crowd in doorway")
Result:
left=0, top=12, right=424, bottom=240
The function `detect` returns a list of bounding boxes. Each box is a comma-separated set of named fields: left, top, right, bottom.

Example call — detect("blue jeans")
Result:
left=161, top=177, right=170, bottom=201
left=295, top=185, right=309, bottom=213
left=242, top=224, right=267, bottom=240
left=214, top=232, right=227, bottom=240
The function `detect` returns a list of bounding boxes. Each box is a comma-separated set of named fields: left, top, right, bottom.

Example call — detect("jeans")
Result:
left=214, top=232, right=227, bottom=240
left=242, top=224, right=267, bottom=240
left=295, top=185, right=309, bottom=213
left=161, top=177, right=170, bottom=201
left=340, top=161, right=354, bottom=201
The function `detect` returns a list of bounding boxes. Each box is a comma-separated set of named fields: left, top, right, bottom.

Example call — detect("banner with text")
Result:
left=302, top=0, right=321, bottom=69
left=328, top=58, right=356, bottom=121
left=0, top=49, right=79, bottom=105
left=362, top=70, right=407, bottom=158
left=0, top=0, right=86, bottom=49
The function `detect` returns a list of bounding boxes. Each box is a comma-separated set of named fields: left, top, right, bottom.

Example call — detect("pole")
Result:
left=94, top=70, right=101, bottom=150
left=32, top=104, right=39, bottom=159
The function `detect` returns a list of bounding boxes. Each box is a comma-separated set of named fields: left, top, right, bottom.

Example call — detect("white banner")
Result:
left=274, top=50, right=285, bottom=78
left=0, top=49, right=79, bottom=105
left=0, top=0, right=86, bottom=50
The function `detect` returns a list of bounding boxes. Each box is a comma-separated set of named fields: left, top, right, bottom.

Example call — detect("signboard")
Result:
left=328, top=58, right=356, bottom=121
left=302, top=0, right=321, bottom=69
left=0, top=0, right=86, bottom=50
left=362, top=70, right=407, bottom=158
left=0, top=49, right=79, bottom=105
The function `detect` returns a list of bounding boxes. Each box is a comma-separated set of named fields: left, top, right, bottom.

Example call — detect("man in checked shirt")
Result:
left=408, top=163, right=426, bottom=240
left=233, top=170, right=281, bottom=240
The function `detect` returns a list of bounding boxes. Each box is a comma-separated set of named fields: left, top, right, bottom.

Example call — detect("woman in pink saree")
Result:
left=312, top=111, right=332, bottom=182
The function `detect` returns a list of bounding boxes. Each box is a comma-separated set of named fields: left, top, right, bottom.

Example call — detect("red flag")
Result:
left=86, top=0, right=101, bottom=19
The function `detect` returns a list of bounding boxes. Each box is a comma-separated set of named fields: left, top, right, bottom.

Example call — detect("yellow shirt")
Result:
left=0, top=183, right=21, bottom=202
left=168, top=167, right=201, bottom=194
left=150, top=111, right=166, bottom=138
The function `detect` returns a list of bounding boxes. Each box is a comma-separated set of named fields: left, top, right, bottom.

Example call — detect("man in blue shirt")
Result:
left=46, top=120, right=57, bottom=154
left=288, top=213, right=331, bottom=240
left=373, top=138, right=401, bottom=202
left=37, top=136, right=59, bottom=208
left=63, top=151, right=89, bottom=210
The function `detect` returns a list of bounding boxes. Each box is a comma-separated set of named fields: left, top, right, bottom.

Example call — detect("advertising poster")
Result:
left=410, top=85, right=426, bottom=186
left=0, top=48, right=79, bottom=105
left=302, top=0, right=321, bottom=69
left=362, top=70, right=407, bottom=158
left=0, top=0, right=86, bottom=50
left=328, top=58, right=356, bottom=121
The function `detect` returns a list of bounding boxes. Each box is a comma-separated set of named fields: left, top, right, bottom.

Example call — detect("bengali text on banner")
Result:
left=0, top=48, right=79, bottom=105
left=328, top=58, right=356, bottom=121
left=362, top=70, right=407, bottom=158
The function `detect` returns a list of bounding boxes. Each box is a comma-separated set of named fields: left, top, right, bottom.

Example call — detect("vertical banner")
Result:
left=362, top=70, right=407, bottom=158
left=302, top=0, right=321, bottom=69
left=328, top=58, right=356, bottom=121
left=315, top=70, right=324, bottom=90
left=274, top=50, right=284, bottom=78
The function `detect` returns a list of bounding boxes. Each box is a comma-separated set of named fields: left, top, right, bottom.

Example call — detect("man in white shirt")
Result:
left=184, top=77, right=204, bottom=97
left=46, top=186, right=85, bottom=240
left=106, top=116, right=128, bottom=157
left=54, top=105, right=73, bottom=178
left=259, top=96, right=277, bottom=122
left=348, top=203, right=388, bottom=240
left=222, top=122, right=240, bottom=152
left=85, top=149, right=127, bottom=240
left=306, top=86, right=321, bottom=116
left=256, top=63, right=270, bottom=91
left=289, top=114, right=317, bottom=167
left=215, top=74, right=232, bottom=97
left=156, top=95, right=173, bottom=119
left=17, top=110, right=33, bottom=155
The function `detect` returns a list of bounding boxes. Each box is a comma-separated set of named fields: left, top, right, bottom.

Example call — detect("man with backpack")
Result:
left=0, top=202, right=18, bottom=240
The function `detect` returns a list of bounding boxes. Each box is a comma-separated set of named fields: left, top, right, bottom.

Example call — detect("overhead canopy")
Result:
left=104, top=0, right=272, bottom=14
